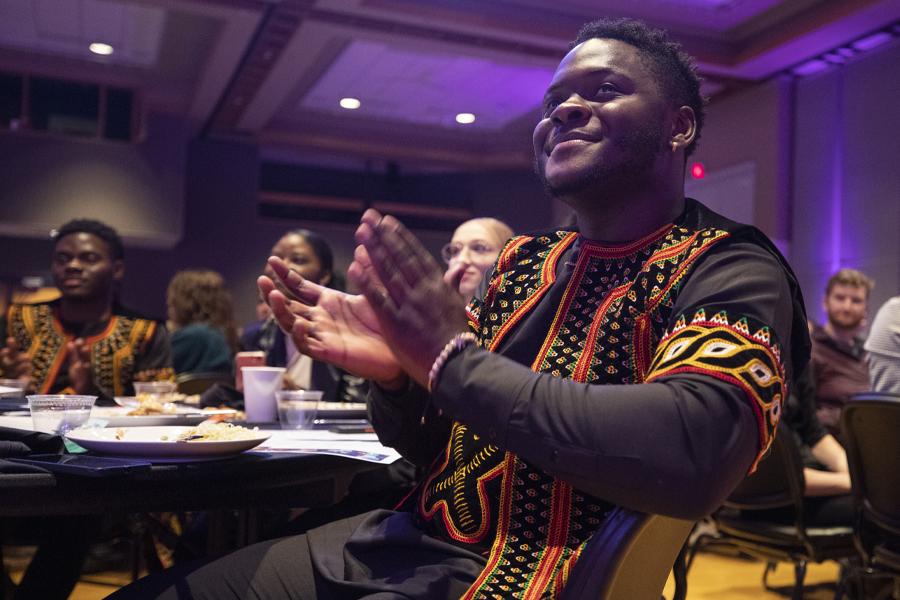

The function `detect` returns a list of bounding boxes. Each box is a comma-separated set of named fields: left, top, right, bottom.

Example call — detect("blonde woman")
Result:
left=441, top=218, right=514, bottom=303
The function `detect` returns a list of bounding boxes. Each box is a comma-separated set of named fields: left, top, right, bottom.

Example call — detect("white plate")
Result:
left=66, top=426, right=269, bottom=461
left=92, top=406, right=237, bottom=427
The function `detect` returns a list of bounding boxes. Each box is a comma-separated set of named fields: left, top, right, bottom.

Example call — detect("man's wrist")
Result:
left=374, top=372, right=410, bottom=393
left=428, top=332, right=478, bottom=392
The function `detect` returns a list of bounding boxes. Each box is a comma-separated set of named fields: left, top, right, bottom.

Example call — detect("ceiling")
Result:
left=1, top=0, right=899, bottom=171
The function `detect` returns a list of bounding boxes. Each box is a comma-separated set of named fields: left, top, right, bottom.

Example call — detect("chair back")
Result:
left=175, top=371, right=234, bottom=395
left=724, top=423, right=805, bottom=512
left=560, top=507, right=694, bottom=600
left=842, top=393, right=900, bottom=546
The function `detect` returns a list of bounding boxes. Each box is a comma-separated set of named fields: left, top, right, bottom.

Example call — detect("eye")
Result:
left=471, top=242, right=494, bottom=255
left=594, top=83, right=620, bottom=98
left=542, top=98, right=560, bottom=117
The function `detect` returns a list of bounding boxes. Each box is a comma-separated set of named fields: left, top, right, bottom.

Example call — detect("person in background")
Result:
left=241, top=228, right=367, bottom=402
left=809, top=268, right=874, bottom=438
left=167, top=270, right=237, bottom=376
left=864, top=295, right=900, bottom=393
left=0, top=219, right=173, bottom=600
left=0, top=219, right=173, bottom=404
left=782, top=368, right=852, bottom=523
left=115, top=18, right=809, bottom=599
left=442, top=217, right=514, bottom=304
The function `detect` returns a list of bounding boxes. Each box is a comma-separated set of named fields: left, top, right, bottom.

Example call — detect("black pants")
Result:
left=108, top=510, right=486, bottom=600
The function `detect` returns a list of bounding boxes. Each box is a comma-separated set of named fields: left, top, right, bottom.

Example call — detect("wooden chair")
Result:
left=843, top=393, right=900, bottom=599
left=688, top=423, right=857, bottom=600
left=560, top=507, right=694, bottom=600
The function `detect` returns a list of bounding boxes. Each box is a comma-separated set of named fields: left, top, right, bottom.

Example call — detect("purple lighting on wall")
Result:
left=829, top=69, right=844, bottom=277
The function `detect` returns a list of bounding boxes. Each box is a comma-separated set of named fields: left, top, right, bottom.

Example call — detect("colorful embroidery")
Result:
left=416, top=221, right=773, bottom=599
left=645, top=309, right=786, bottom=471
left=6, top=303, right=173, bottom=397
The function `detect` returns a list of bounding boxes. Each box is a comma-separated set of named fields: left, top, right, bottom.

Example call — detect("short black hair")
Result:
left=52, top=219, right=124, bottom=261
left=571, top=18, right=706, bottom=156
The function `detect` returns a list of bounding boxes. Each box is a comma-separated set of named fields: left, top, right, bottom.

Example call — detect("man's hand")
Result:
left=349, top=209, right=470, bottom=387
left=0, top=336, right=33, bottom=388
left=66, top=338, right=92, bottom=394
left=259, top=256, right=407, bottom=389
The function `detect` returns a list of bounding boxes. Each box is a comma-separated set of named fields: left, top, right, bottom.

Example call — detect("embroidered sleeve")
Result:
left=645, top=308, right=786, bottom=472
left=132, top=320, right=175, bottom=383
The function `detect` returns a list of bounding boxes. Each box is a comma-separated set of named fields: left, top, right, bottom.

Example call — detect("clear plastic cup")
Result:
left=276, top=390, right=324, bottom=430
left=133, top=381, right=177, bottom=400
left=27, top=395, right=96, bottom=435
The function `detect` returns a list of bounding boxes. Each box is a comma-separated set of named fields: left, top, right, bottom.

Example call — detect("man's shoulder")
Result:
left=6, top=301, right=56, bottom=320
left=111, top=305, right=166, bottom=338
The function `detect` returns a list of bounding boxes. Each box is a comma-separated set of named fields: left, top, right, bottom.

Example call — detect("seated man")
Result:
left=0, top=219, right=173, bottom=600
left=0, top=219, right=173, bottom=404
left=113, top=18, right=809, bottom=599
left=809, top=268, right=873, bottom=438
left=865, top=295, right=900, bottom=394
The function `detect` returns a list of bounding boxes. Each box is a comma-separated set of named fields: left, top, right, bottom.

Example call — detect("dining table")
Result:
left=0, top=406, right=399, bottom=554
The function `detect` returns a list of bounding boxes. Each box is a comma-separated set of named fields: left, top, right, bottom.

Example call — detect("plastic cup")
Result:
left=133, top=381, right=177, bottom=403
left=276, top=390, right=324, bottom=430
left=241, top=367, right=285, bottom=423
left=27, top=395, right=96, bottom=435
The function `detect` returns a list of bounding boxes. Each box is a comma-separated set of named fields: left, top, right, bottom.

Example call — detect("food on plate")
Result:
left=165, top=422, right=259, bottom=442
left=127, top=394, right=178, bottom=416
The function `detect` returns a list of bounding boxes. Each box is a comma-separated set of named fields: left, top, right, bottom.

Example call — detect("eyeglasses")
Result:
left=440, top=241, right=497, bottom=264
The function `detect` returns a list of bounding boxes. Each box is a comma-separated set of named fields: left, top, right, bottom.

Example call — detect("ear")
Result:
left=112, top=259, right=125, bottom=282
left=669, top=106, right=697, bottom=153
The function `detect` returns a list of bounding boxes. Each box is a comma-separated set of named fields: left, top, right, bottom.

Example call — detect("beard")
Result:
left=535, top=120, right=668, bottom=201
left=827, top=310, right=865, bottom=332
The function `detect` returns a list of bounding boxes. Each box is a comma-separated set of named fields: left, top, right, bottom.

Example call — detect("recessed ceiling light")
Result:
left=89, top=42, right=114, bottom=56
left=455, top=113, right=476, bottom=124
left=339, top=97, right=361, bottom=110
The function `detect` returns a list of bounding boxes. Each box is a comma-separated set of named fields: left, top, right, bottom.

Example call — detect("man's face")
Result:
left=51, top=232, right=122, bottom=301
left=533, top=38, right=672, bottom=201
left=824, top=283, right=868, bottom=331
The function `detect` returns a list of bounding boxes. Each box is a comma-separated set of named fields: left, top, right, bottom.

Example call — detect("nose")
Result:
left=453, top=246, right=474, bottom=265
left=64, top=257, right=83, bottom=271
left=550, top=94, right=590, bottom=126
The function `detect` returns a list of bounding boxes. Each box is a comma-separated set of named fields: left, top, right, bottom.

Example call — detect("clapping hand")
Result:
left=0, top=336, right=34, bottom=389
left=348, top=209, right=469, bottom=388
left=259, top=255, right=407, bottom=389
left=66, top=338, right=92, bottom=394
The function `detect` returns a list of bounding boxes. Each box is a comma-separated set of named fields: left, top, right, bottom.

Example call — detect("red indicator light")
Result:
left=690, top=162, right=705, bottom=179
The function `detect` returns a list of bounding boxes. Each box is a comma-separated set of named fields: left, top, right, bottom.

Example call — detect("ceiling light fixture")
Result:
left=455, top=113, right=476, bottom=124
left=89, top=42, right=114, bottom=56
left=339, top=97, right=361, bottom=110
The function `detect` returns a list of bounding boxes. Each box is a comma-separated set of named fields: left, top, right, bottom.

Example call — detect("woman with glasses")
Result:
left=441, top=218, right=513, bottom=303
